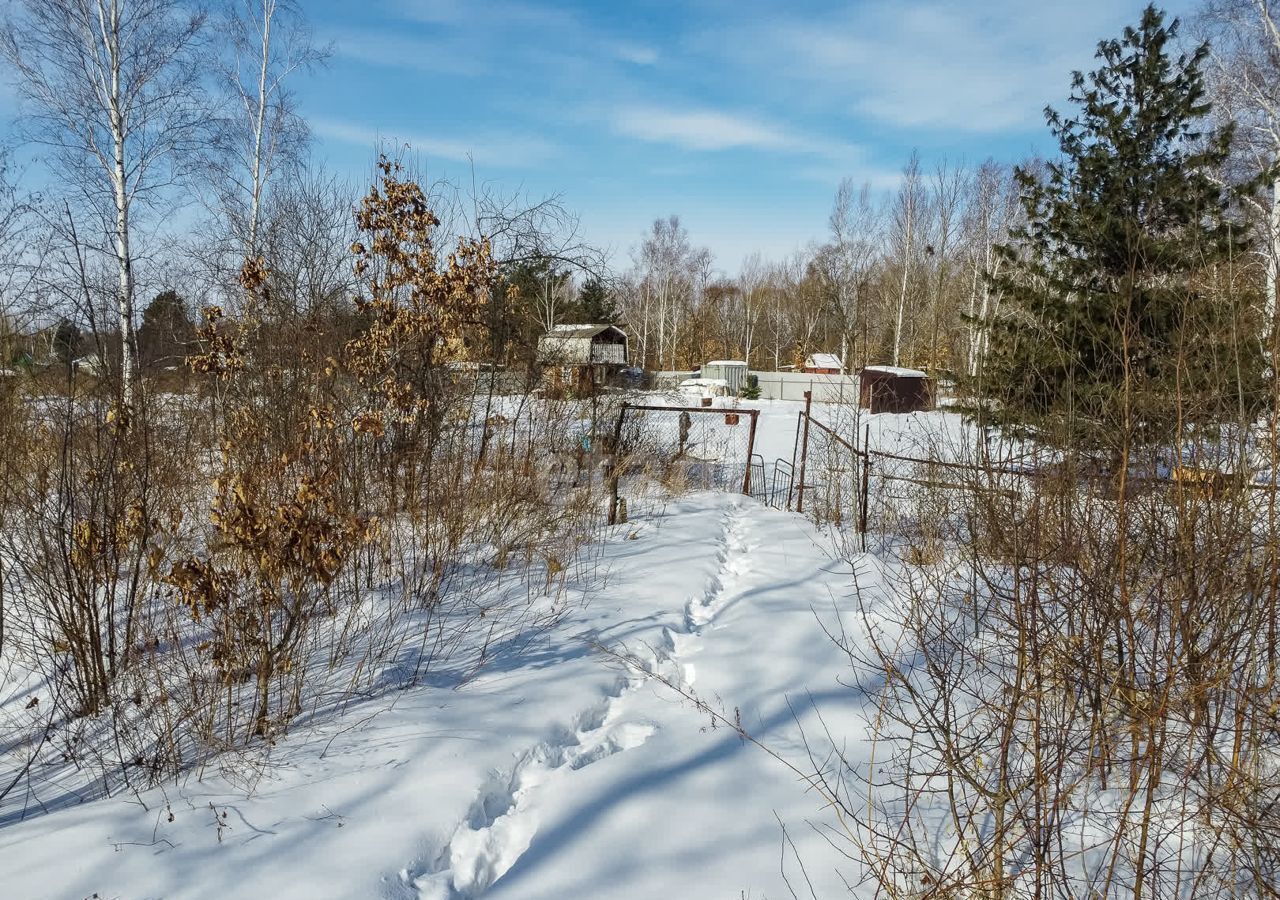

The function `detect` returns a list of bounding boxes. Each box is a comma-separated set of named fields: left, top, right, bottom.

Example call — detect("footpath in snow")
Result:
left=0, top=492, right=883, bottom=899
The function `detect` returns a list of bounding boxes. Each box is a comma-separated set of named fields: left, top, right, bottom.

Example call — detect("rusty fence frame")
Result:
left=607, top=403, right=761, bottom=523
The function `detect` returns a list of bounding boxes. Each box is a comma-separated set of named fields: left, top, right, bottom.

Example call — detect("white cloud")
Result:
left=394, top=0, right=581, bottom=32
left=711, top=0, right=1202, bottom=133
left=337, top=4, right=646, bottom=84
left=328, top=30, right=482, bottom=77
left=610, top=104, right=863, bottom=162
left=612, top=42, right=659, bottom=66
left=772, top=3, right=1062, bottom=131
left=612, top=106, right=788, bottom=151
left=311, top=118, right=557, bottom=169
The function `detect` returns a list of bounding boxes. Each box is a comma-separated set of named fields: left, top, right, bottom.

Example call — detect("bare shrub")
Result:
left=166, top=404, right=373, bottom=740
left=833, top=417, right=1280, bottom=899
left=0, top=158, right=607, bottom=818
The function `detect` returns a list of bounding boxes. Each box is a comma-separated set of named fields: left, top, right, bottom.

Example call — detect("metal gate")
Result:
left=613, top=403, right=760, bottom=495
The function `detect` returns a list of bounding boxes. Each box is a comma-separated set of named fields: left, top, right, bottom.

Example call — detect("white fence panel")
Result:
left=752, top=372, right=859, bottom=403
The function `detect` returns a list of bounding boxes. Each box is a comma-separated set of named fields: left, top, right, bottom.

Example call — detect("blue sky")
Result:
left=6, top=0, right=1202, bottom=274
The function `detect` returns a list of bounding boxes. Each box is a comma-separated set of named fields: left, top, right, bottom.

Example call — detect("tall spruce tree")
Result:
left=576, top=276, right=617, bottom=323
left=138, top=290, right=194, bottom=369
left=978, top=5, right=1266, bottom=458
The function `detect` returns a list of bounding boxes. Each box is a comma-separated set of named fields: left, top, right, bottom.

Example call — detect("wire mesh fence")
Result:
left=791, top=393, right=1037, bottom=541
left=796, top=413, right=864, bottom=527
left=614, top=403, right=759, bottom=497
left=790, top=393, right=1280, bottom=552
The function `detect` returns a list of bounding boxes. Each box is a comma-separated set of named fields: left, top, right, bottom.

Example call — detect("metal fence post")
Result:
left=608, top=404, right=628, bottom=525
left=742, top=409, right=760, bottom=496
left=858, top=423, right=870, bottom=546
left=787, top=410, right=802, bottom=510
left=796, top=390, right=813, bottom=514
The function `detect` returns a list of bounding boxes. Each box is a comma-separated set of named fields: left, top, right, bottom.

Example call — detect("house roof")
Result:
left=704, top=359, right=747, bottom=367
left=547, top=324, right=625, bottom=340
left=805, top=353, right=843, bottom=370
left=861, top=365, right=928, bottom=378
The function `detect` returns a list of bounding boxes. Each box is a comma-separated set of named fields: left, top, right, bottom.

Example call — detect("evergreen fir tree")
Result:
left=977, top=5, right=1266, bottom=457
left=492, top=259, right=567, bottom=369
left=52, top=317, right=81, bottom=368
left=138, top=289, right=194, bottom=368
left=576, top=276, right=617, bottom=323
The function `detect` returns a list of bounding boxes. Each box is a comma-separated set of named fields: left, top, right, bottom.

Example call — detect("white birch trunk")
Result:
left=99, top=0, right=136, bottom=406
left=1268, top=175, right=1280, bottom=339
left=657, top=276, right=667, bottom=371
left=966, top=258, right=981, bottom=378
left=247, top=0, right=274, bottom=257
left=893, top=226, right=911, bottom=367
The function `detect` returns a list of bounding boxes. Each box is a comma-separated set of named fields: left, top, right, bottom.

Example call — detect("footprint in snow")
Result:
left=410, top=679, right=656, bottom=899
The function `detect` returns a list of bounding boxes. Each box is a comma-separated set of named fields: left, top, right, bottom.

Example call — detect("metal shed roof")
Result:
left=861, top=365, right=928, bottom=378
left=548, top=324, right=626, bottom=339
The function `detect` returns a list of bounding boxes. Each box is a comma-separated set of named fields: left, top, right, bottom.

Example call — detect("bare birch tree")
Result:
left=926, top=158, right=968, bottom=369
left=738, top=251, right=768, bottom=367
left=638, top=215, right=709, bottom=370
left=962, top=159, right=1019, bottom=377
left=1, top=0, right=208, bottom=408
left=1198, top=0, right=1280, bottom=336
left=824, top=178, right=882, bottom=370
left=890, top=152, right=928, bottom=366
left=214, top=0, right=326, bottom=258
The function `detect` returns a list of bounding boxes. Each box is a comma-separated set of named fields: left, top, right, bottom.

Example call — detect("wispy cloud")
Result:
left=710, top=0, right=1200, bottom=134
left=373, top=1, right=655, bottom=81
left=612, top=106, right=787, bottom=152
left=612, top=41, right=659, bottom=66
left=393, top=0, right=582, bottom=32
left=282, top=0, right=1208, bottom=272
left=327, top=30, right=483, bottom=77
left=610, top=104, right=862, bottom=162
left=770, top=3, right=1060, bottom=132
left=311, top=117, right=557, bottom=169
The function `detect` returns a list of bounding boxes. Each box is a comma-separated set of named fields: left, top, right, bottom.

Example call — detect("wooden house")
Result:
left=538, top=324, right=628, bottom=393
left=802, top=353, right=843, bottom=375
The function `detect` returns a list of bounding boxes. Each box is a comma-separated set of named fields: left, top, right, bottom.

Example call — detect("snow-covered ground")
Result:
left=0, top=488, right=892, bottom=899
left=0, top=398, right=983, bottom=899
left=0, top=395, right=1251, bottom=898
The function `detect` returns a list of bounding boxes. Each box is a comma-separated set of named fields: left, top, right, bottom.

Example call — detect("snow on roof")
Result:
left=805, top=353, right=843, bottom=370
left=704, top=360, right=747, bottom=367
left=862, top=365, right=928, bottom=378
left=548, top=324, right=624, bottom=339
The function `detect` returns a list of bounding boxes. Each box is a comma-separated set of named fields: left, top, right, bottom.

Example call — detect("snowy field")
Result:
left=0, top=399, right=962, bottom=899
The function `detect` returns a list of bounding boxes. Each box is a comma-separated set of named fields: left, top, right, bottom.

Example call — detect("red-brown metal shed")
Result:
left=858, top=366, right=935, bottom=414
